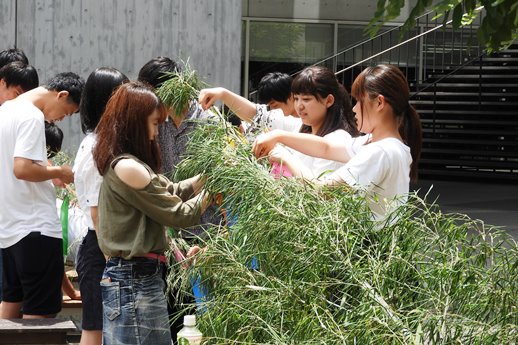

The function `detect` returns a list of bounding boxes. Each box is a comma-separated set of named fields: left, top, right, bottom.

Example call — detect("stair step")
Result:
left=421, top=119, right=518, bottom=126
left=480, top=57, right=518, bottom=62
left=420, top=158, right=518, bottom=169
left=419, top=168, right=518, bottom=180
left=413, top=91, right=518, bottom=97
left=427, top=74, right=518, bottom=79
left=417, top=109, right=517, bottom=116
left=424, top=137, right=518, bottom=146
left=411, top=100, right=518, bottom=106
left=421, top=148, right=518, bottom=158
left=423, top=129, right=516, bottom=136
left=443, top=65, right=518, bottom=71
left=415, top=82, right=518, bottom=88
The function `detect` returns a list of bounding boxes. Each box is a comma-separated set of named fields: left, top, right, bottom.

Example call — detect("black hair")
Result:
left=291, top=66, right=359, bottom=137
left=257, top=72, right=293, bottom=104
left=352, top=64, right=422, bottom=182
left=137, top=56, right=180, bottom=89
left=0, top=48, right=29, bottom=68
left=45, top=72, right=85, bottom=106
left=45, top=121, right=64, bottom=158
left=0, top=61, right=39, bottom=92
left=79, top=67, right=129, bottom=134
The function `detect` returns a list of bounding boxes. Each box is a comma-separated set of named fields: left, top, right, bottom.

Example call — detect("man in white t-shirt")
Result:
left=0, top=72, right=84, bottom=319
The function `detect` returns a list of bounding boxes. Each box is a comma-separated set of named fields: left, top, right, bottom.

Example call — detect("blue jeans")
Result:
left=101, top=257, right=171, bottom=345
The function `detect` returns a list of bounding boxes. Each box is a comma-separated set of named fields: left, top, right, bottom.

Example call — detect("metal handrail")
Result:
left=336, top=16, right=454, bottom=75
left=312, top=10, right=437, bottom=68
left=248, top=8, right=484, bottom=100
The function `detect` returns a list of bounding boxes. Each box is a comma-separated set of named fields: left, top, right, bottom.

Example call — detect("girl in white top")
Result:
left=253, top=64, right=422, bottom=220
left=73, top=67, right=129, bottom=345
left=199, top=66, right=359, bottom=178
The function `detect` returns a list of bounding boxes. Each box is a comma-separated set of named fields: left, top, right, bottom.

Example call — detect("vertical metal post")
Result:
left=14, top=0, right=18, bottom=48
left=418, top=22, right=424, bottom=84
left=244, top=19, right=250, bottom=98
left=333, top=22, right=338, bottom=72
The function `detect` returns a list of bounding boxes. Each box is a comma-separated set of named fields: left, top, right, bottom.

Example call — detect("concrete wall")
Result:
left=1, top=0, right=242, bottom=154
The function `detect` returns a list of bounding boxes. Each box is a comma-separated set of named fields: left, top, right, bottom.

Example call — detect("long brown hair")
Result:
left=93, top=81, right=167, bottom=175
left=351, top=64, right=422, bottom=182
left=291, top=66, right=359, bottom=137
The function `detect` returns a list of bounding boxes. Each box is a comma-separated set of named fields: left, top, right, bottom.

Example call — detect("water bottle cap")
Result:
left=184, top=315, right=196, bottom=326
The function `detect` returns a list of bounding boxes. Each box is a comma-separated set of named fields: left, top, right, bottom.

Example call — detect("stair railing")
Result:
left=247, top=8, right=484, bottom=100
left=332, top=9, right=483, bottom=92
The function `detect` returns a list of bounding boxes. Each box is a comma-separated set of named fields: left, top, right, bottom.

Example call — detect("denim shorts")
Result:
left=101, top=257, right=171, bottom=345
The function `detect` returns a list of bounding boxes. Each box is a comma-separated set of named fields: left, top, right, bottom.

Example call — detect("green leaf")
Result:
left=452, top=3, right=463, bottom=29
left=156, top=61, right=207, bottom=118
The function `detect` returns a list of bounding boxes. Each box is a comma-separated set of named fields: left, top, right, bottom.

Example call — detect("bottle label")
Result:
left=178, top=336, right=201, bottom=345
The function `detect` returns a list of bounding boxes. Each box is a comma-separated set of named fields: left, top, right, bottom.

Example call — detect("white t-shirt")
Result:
left=73, top=133, right=103, bottom=230
left=294, top=129, right=351, bottom=178
left=249, top=104, right=350, bottom=177
left=244, top=104, right=302, bottom=142
left=330, top=136, right=412, bottom=220
left=0, top=100, right=62, bottom=248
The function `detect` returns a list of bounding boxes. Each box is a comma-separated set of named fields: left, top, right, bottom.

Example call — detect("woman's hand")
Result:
left=183, top=245, right=207, bottom=268
left=268, top=146, right=290, bottom=164
left=198, top=87, right=226, bottom=111
left=197, top=190, right=212, bottom=215
left=252, top=129, right=283, bottom=158
left=191, top=174, right=206, bottom=195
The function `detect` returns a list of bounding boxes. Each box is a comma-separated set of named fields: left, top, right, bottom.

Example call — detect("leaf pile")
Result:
left=171, top=116, right=517, bottom=344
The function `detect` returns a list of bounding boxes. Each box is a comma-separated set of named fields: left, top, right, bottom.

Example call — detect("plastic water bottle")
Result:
left=177, top=315, right=203, bottom=345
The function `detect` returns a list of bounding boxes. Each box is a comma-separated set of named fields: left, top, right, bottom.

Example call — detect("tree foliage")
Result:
left=367, top=0, right=518, bottom=52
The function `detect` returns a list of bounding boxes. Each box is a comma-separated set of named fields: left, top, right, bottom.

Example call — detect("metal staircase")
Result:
left=251, top=10, right=518, bottom=182
left=414, top=45, right=518, bottom=181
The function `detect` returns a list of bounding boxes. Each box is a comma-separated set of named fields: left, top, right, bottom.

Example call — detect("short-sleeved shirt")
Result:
left=73, top=133, right=103, bottom=229
left=248, top=104, right=351, bottom=177
left=158, top=102, right=221, bottom=238
left=0, top=99, right=61, bottom=248
left=330, top=136, right=412, bottom=219
left=158, top=102, right=216, bottom=177
left=97, top=155, right=203, bottom=259
left=244, top=104, right=302, bottom=141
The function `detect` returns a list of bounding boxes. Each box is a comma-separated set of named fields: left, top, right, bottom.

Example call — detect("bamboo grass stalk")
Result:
left=164, top=95, right=517, bottom=344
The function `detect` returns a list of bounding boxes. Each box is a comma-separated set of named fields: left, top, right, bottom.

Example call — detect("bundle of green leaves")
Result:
left=157, top=62, right=207, bottom=117
left=169, top=115, right=517, bottom=344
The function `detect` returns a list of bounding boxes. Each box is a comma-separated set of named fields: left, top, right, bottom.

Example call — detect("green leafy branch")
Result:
left=156, top=61, right=208, bottom=117
left=367, top=0, right=518, bottom=52
left=169, top=116, right=517, bottom=344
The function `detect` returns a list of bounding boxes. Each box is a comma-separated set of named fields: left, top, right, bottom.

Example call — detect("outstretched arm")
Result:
left=198, top=87, right=257, bottom=122
left=268, top=147, right=314, bottom=179
left=253, top=129, right=351, bottom=163
left=269, top=149, right=345, bottom=187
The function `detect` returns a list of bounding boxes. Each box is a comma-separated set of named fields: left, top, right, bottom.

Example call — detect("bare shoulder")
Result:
left=113, top=158, right=151, bottom=189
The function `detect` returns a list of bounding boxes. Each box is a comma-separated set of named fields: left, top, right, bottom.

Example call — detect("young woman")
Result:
left=253, top=64, right=422, bottom=220
left=199, top=66, right=359, bottom=178
left=73, top=67, right=128, bottom=345
left=92, top=82, right=208, bottom=345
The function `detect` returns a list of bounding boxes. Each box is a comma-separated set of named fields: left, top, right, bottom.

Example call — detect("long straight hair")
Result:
left=79, top=67, right=129, bottom=134
left=351, top=64, right=422, bottom=182
left=291, top=66, right=359, bottom=137
left=93, top=81, right=167, bottom=175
